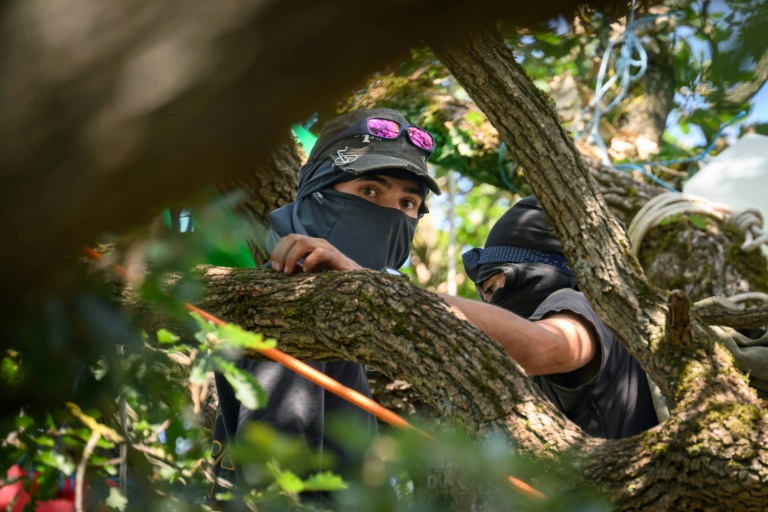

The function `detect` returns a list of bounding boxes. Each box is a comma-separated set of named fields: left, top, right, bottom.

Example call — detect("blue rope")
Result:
left=498, top=142, right=518, bottom=194
left=644, top=110, right=747, bottom=167
left=572, top=2, right=742, bottom=192
left=614, top=110, right=747, bottom=192
left=574, top=2, right=684, bottom=164
left=613, top=163, right=681, bottom=192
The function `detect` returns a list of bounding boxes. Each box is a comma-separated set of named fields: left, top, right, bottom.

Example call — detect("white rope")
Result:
left=728, top=292, right=768, bottom=305
left=627, top=192, right=768, bottom=256
left=729, top=209, right=768, bottom=252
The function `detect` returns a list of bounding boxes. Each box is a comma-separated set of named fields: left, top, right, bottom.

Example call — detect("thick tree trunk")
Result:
left=614, top=43, right=677, bottom=158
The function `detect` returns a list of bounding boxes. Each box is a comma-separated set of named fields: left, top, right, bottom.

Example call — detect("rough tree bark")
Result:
left=6, top=1, right=768, bottom=507
left=151, top=24, right=768, bottom=511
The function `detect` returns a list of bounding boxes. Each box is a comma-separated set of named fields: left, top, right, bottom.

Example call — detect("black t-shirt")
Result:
left=529, top=291, right=659, bottom=439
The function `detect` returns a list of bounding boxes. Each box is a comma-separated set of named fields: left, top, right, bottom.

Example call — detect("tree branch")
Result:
left=194, top=266, right=583, bottom=454
left=694, top=297, right=768, bottom=330
left=666, top=290, right=692, bottom=349
left=431, top=28, right=768, bottom=508
left=188, top=265, right=768, bottom=510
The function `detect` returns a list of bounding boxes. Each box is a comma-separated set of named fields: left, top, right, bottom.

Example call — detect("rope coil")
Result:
left=627, top=192, right=768, bottom=256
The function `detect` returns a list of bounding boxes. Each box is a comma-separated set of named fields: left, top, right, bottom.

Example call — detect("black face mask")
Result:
left=268, top=188, right=417, bottom=270
left=485, top=263, right=577, bottom=319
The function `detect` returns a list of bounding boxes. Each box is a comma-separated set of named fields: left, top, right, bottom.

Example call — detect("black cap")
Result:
left=308, top=108, right=441, bottom=195
left=485, top=195, right=562, bottom=253
left=468, top=195, right=564, bottom=284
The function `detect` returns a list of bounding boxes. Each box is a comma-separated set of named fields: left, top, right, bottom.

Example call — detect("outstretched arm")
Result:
left=439, top=294, right=599, bottom=378
left=270, top=233, right=363, bottom=274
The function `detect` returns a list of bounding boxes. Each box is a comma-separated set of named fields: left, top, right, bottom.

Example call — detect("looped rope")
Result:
left=572, top=0, right=686, bottom=164
left=628, top=192, right=768, bottom=256
left=729, top=209, right=768, bottom=252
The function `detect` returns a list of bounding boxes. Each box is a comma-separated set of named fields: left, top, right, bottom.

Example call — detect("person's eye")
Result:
left=401, top=198, right=416, bottom=209
left=360, top=185, right=377, bottom=197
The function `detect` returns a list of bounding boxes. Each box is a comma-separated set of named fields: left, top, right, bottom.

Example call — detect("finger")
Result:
left=281, top=242, right=305, bottom=274
left=282, top=236, right=320, bottom=274
left=270, top=235, right=299, bottom=273
left=303, top=247, right=361, bottom=272
left=302, top=248, right=332, bottom=273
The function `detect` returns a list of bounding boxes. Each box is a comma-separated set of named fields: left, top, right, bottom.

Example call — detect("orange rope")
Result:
left=184, top=301, right=419, bottom=434
left=83, top=246, right=544, bottom=499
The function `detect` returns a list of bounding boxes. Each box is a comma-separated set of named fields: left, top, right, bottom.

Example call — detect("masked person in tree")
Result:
left=441, top=196, right=659, bottom=439
left=209, top=109, right=441, bottom=499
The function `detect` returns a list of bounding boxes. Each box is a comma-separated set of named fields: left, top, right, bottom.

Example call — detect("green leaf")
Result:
left=189, top=312, right=217, bottom=333
left=464, top=111, right=484, bottom=126
left=36, top=451, right=76, bottom=476
left=91, top=358, right=109, bottom=381
left=1, top=353, right=23, bottom=385
left=689, top=214, right=708, bottom=230
left=303, top=471, right=348, bottom=492
left=216, top=324, right=276, bottom=351
left=189, top=356, right=214, bottom=385
left=15, top=414, right=34, bottom=430
left=158, top=466, right=180, bottom=482
left=156, top=329, right=180, bottom=344
left=30, top=435, right=56, bottom=447
left=106, top=487, right=128, bottom=511
left=214, top=358, right=268, bottom=410
left=660, top=213, right=683, bottom=226
left=267, top=461, right=304, bottom=494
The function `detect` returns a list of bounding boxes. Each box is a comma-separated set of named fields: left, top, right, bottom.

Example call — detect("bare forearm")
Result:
left=438, top=293, right=596, bottom=375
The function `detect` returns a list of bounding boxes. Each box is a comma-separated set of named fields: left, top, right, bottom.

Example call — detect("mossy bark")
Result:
left=639, top=216, right=768, bottom=303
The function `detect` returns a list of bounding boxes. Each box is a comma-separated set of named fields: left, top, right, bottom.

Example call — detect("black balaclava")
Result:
left=267, top=159, right=420, bottom=269
left=462, top=195, right=578, bottom=319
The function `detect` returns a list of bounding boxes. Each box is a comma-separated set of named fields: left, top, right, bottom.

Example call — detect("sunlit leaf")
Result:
left=1, top=352, right=23, bottom=385
left=190, top=355, right=214, bottom=385
left=157, top=329, right=180, bottom=344
left=267, top=461, right=304, bottom=494
left=216, top=324, right=276, bottom=352
left=36, top=451, right=75, bottom=476
left=106, top=487, right=128, bottom=511
left=214, top=358, right=268, bottom=410
left=690, top=214, right=708, bottom=230
left=303, top=471, right=348, bottom=492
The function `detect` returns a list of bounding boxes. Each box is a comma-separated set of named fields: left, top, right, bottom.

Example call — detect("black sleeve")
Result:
left=528, top=291, right=615, bottom=391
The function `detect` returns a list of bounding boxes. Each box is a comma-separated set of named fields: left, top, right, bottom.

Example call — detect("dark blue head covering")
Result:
left=462, top=195, right=578, bottom=318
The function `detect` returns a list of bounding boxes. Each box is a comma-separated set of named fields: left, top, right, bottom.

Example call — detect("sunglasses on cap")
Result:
left=311, top=117, right=435, bottom=161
